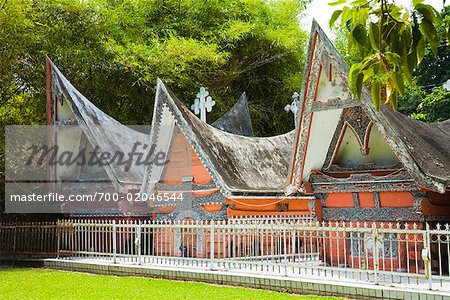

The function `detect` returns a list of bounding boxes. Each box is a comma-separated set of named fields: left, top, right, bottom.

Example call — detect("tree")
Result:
left=411, top=86, right=450, bottom=122
left=396, top=6, right=450, bottom=120
left=0, top=0, right=309, bottom=133
left=330, top=0, right=446, bottom=110
left=413, top=6, right=450, bottom=91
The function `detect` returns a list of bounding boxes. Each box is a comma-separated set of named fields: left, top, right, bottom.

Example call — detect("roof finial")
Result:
left=284, top=92, right=300, bottom=127
left=191, top=86, right=215, bottom=122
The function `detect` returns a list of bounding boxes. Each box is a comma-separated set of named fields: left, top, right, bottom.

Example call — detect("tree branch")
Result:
left=384, top=0, right=404, bottom=24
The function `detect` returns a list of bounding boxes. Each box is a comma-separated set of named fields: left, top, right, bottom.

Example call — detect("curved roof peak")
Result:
left=212, top=92, right=254, bottom=137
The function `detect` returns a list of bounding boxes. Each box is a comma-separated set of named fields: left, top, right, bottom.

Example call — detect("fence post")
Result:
left=210, top=221, right=215, bottom=269
left=112, top=220, right=117, bottom=264
left=372, top=222, right=379, bottom=285
left=56, top=221, right=61, bottom=259
left=13, top=226, right=17, bottom=266
left=283, top=223, right=288, bottom=276
left=136, top=220, right=142, bottom=265
left=424, top=223, right=433, bottom=290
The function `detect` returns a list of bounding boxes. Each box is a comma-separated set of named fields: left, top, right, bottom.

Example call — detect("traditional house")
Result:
left=46, top=59, right=151, bottom=217
left=141, top=80, right=315, bottom=222
left=286, top=21, right=450, bottom=224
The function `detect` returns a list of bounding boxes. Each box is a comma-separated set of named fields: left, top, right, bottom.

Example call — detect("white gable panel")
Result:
left=56, top=98, right=76, bottom=121
left=56, top=127, right=82, bottom=180
left=315, top=65, right=351, bottom=103
left=334, top=124, right=399, bottom=168
left=302, top=109, right=342, bottom=181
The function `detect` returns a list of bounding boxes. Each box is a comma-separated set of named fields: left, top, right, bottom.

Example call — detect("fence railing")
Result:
left=1, top=220, right=449, bottom=291
left=0, top=222, right=59, bottom=259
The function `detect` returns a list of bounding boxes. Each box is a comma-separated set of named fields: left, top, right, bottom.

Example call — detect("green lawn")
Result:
left=0, top=268, right=343, bottom=300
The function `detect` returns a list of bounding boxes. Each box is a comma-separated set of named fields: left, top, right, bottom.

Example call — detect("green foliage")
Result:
left=414, top=7, right=450, bottom=91
left=0, top=0, right=309, bottom=135
left=398, top=7, right=450, bottom=120
left=397, top=80, right=425, bottom=116
left=411, top=86, right=450, bottom=122
left=330, top=0, right=444, bottom=110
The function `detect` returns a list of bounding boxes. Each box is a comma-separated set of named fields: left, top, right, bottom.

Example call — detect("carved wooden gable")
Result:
left=323, top=107, right=399, bottom=171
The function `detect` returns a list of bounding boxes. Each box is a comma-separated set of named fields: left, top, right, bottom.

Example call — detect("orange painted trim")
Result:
left=228, top=210, right=312, bottom=218
left=358, top=192, right=375, bottom=208
left=157, top=206, right=176, bottom=214
left=324, top=193, right=354, bottom=208
left=227, top=196, right=313, bottom=201
left=289, top=31, right=318, bottom=183
left=378, top=191, right=414, bottom=207
left=201, top=204, right=223, bottom=213
left=329, top=63, right=333, bottom=82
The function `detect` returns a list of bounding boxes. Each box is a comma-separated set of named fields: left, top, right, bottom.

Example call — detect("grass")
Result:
left=0, top=267, right=344, bottom=300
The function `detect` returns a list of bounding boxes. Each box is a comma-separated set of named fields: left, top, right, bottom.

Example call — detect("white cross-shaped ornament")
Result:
left=284, top=92, right=300, bottom=127
left=191, top=86, right=215, bottom=122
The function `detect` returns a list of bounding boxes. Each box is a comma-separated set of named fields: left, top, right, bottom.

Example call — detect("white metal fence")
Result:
left=1, top=220, right=450, bottom=291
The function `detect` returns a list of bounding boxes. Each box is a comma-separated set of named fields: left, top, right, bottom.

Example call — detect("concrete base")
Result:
left=43, top=259, right=450, bottom=300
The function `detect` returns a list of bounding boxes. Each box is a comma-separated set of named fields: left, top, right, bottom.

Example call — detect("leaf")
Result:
left=419, top=19, right=438, bottom=55
left=416, top=37, right=426, bottom=63
left=402, top=64, right=413, bottom=86
left=360, top=54, right=378, bottom=70
left=356, top=73, right=363, bottom=99
left=402, top=29, right=412, bottom=49
left=412, top=24, right=422, bottom=47
left=346, top=18, right=353, bottom=32
left=362, top=67, right=374, bottom=81
left=385, top=52, right=402, bottom=67
left=371, top=81, right=381, bottom=111
left=348, top=62, right=362, bottom=98
left=330, top=10, right=343, bottom=28
left=415, top=4, right=440, bottom=23
left=385, top=79, right=393, bottom=105
left=356, top=8, right=369, bottom=25
left=328, top=0, right=348, bottom=6
left=352, top=24, right=367, bottom=46
left=407, top=51, right=418, bottom=72
left=368, top=22, right=379, bottom=51
left=386, top=79, right=398, bottom=109
left=393, top=72, right=404, bottom=97
left=390, top=29, right=399, bottom=53
left=341, top=6, right=350, bottom=24
left=391, top=89, right=398, bottom=110
left=412, top=0, right=424, bottom=5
